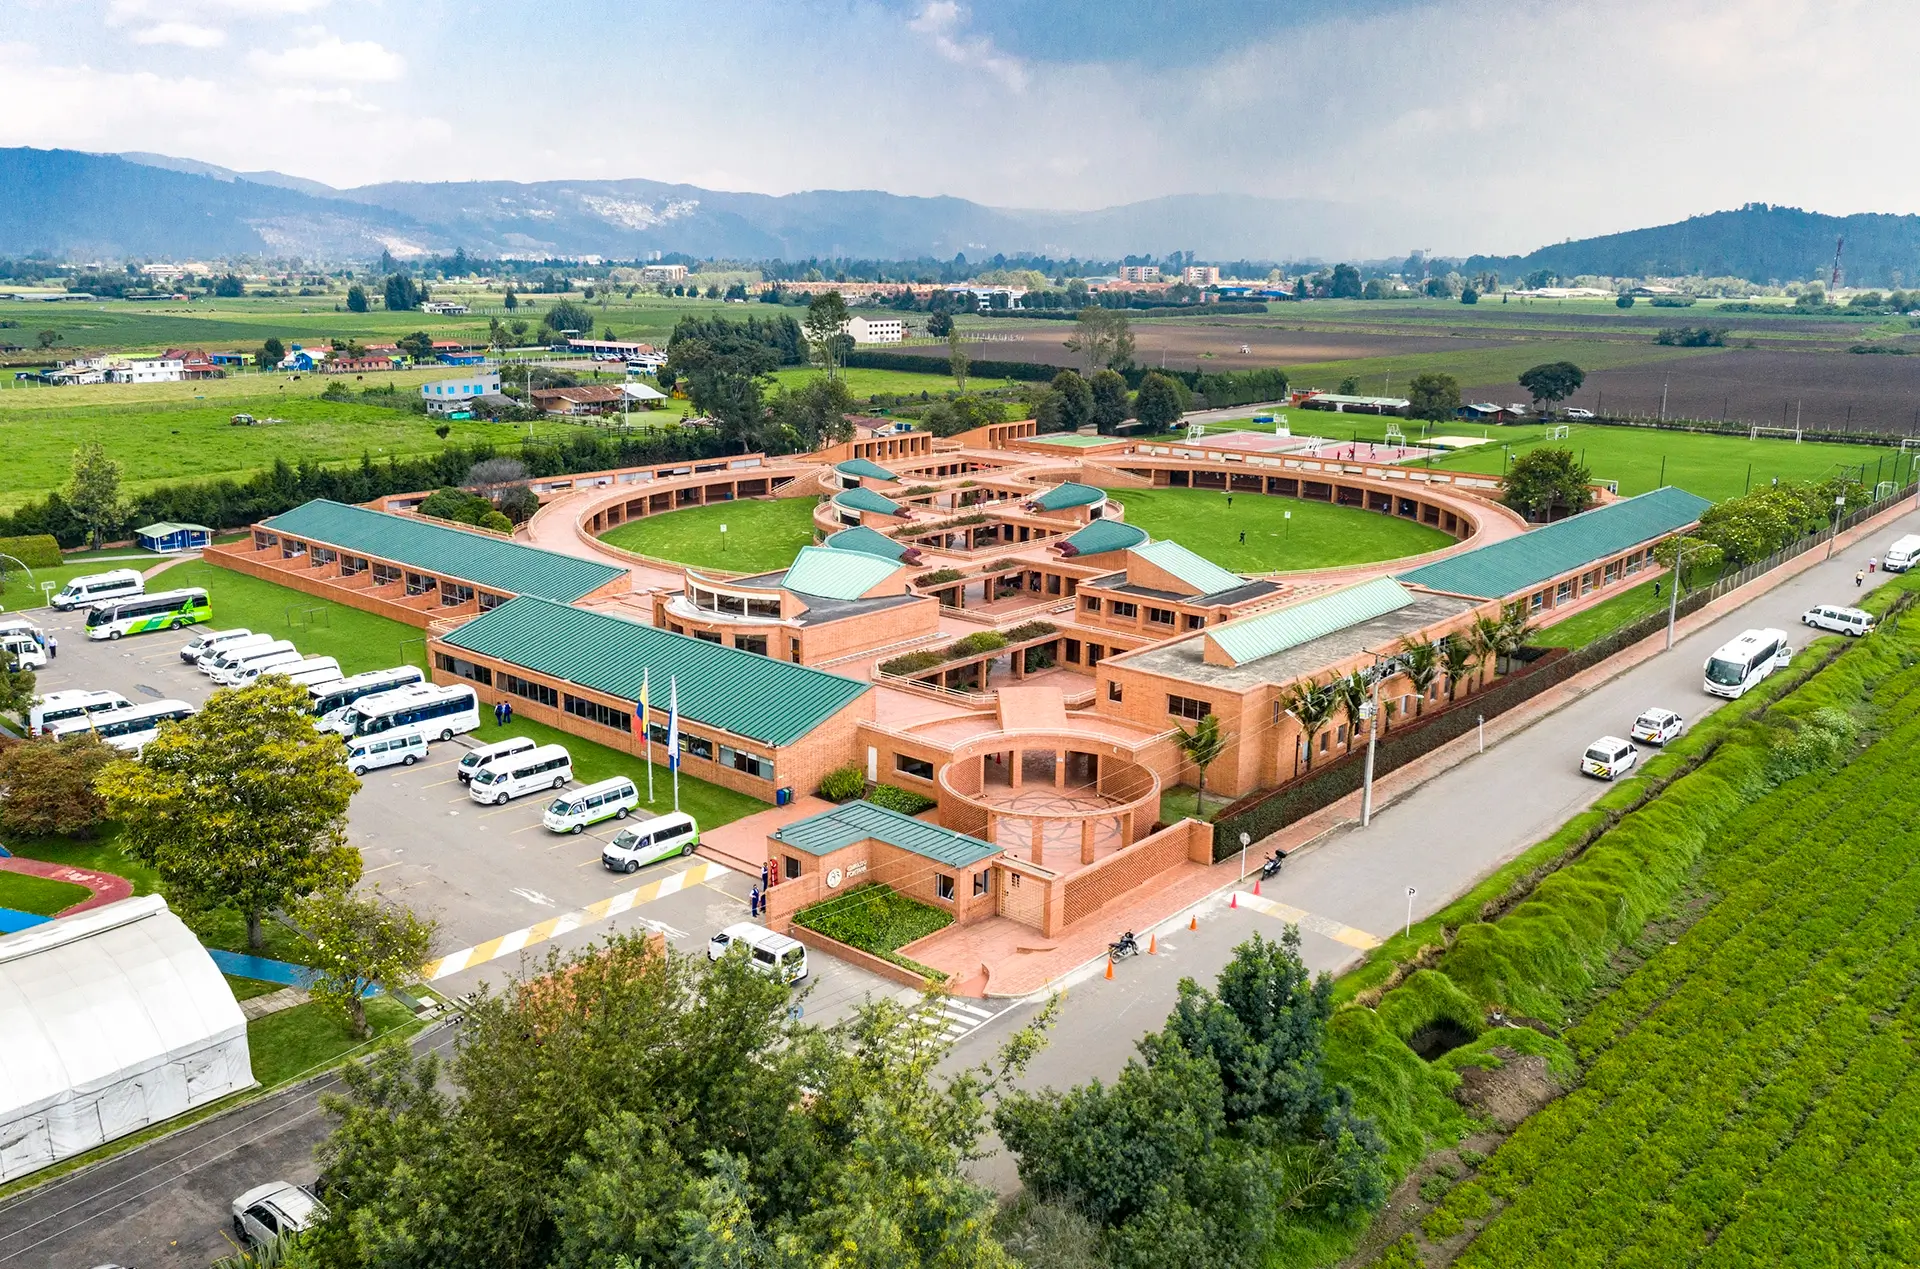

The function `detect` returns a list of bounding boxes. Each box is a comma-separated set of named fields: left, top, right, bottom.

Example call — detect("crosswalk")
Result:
left=1233, top=890, right=1382, bottom=950
left=922, top=995, right=1004, bottom=1044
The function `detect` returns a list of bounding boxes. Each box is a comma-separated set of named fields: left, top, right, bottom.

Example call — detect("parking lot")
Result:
left=23, top=605, right=905, bottom=1026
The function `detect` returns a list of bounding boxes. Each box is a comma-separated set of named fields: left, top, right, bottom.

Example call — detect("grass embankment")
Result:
left=1102, top=486, right=1454, bottom=572
left=1297, top=574, right=1920, bottom=1267
left=0, top=870, right=91, bottom=915
left=792, top=882, right=952, bottom=981
left=1531, top=562, right=1720, bottom=649
left=599, top=496, right=820, bottom=573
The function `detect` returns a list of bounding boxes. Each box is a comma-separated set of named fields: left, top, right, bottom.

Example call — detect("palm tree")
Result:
left=1439, top=634, right=1475, bottom=703
left=1177, top=712, right=1230, bottom=818
left=1469, top=614, right=1505, bottom=689
left=1398, top=636, right=1439, bottom=716
left=1496, top=601, right=1536, bottom=675
left=1334, top=671, right=1370, bottom=753
left=1280, top=679, right=1338, bottom=773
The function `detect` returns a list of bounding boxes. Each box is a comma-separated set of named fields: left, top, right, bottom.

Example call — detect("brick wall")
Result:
left=1060, top=819, right=1211, bottom=928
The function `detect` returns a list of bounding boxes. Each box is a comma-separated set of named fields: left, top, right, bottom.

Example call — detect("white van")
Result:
left=50, top=569, right=143, bottom=611
left=707, top=923, right=808, bottom=984
left=231, top=652, right=330, bottom=688
left=545, top=777, right=642, bottom=835
left=213, top=645, right=302, bottom=686
left=0, top=615, right=47, bottom=645
left=180, top=627, right=252, bottom=663
left=346, top=730, right=428, bottom=775
left=281, top=659, right=344, bottom=690
left=2, top=633, right=46, bottom=671
left=30, top=689, right=133, bottom=737
left=457, top=735, right=539, bottom=785
left=1885, top=534, right=1920, bottom=573
left=598, top=809, right=698, bottom=867
left=199, top=635, right=285, bottom=677
left=467, top=743, right=572, bottom=805
left=1802, top=604, right=1876, bottom=637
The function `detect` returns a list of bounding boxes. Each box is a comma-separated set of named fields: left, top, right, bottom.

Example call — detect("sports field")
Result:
left=1102, top=486, right=1454, bottom=571
left=598, top=497, right=819, bottom=573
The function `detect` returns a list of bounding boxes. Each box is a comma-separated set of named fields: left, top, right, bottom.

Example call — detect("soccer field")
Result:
left=598, top=497, right=820, bottom=572
left=1103, top=486, right=1455, bottom=572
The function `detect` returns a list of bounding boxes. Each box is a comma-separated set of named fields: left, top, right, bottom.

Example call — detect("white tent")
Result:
left=0, top=895, right=253, bottom=1182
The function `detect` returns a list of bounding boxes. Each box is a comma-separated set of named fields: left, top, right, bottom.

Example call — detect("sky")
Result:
left=1, top=0, right=1912, bottom=256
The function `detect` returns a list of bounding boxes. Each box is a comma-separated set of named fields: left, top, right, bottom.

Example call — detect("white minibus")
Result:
left=50, top=699, right=196, bottom=752
left=598, top=810, right=698, bottom=867
left=346, top=730, right=428, bottom=775
left=1885, top=534, right=1920, bottom=573
left=707, top=923, right=808, bottom=984
left=1704, top=628, right=1792, bottom=698
left=82, top=588, right=210, bottom=640
left=239, top=655, right=340, bottom=689
left=3, top=633, right=45, bottom=671
left=180, top=627, right=252, bottom=663
left=30, top=689, right=134, bottom=737
left=348, top=683, right=480, bottom=744
left=468, top=743, right=572, bottom=805
left=208, top=641, right=298, bottom=685
left=50, top=569, right=143, bottom=611
left=196, top=632, right=274, bottom=671
left=544, top=777, right=641, bottom=834
left=0, top=615, right=47, bottom=645
left=311, top=666, right=425, bottom=725
left=457, top=735, right=538, bottom=784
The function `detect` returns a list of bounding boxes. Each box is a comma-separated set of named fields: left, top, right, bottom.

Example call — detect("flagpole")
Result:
left=639, top=668, right=654, bottom=804
left=669, top=675, right=681, bottom=813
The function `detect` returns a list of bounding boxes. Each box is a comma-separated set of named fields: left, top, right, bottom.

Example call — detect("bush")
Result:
left=0, top=535, right=62, bottom=568
left=416, top=487, right=497, bottom=527
left=792, top=882, right=952, bottom=979
left=0, top=735, right=114, bottom=838
left=1004, top=620, right=1058, bottom=642
left=948, top=631, right=1007, bottom=658
left=879, top=650, right=944, bottom=676
left=867, top=783, right=936, bottom=816
left=479, top=510, right=513, bottom=534
left=915, top=568, right=965, bottom=587
left=818, top=765, right=866, bottom=801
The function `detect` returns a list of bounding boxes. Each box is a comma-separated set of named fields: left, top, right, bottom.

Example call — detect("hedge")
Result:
left=0, top=535, right=62, bottom=568
left=866, top=783, right=936, bottom=816
left=844, top=349, right=1059, bottom=383
left=791, top=882, right=951, bottom=981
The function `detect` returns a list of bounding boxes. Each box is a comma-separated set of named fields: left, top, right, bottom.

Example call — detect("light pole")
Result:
left=1825, top=492, right=1846, bottom=561
left=1665, top=539, right=1713, bottom=651
left=1239, top=831, right=1251, bottom=880
left=720, top=523, right=728, bottom=556
left=1359, top=672, right=1383, bottom=827
left=1283, top=510, right=1291, bottom=542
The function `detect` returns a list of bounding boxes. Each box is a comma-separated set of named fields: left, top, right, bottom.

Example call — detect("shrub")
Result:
left=0, top=535, right=62, bottom=569
left=792, top=882, right=952, bottom=979
left=879, top=650, right=944, bottom=676
left=948, top=631, right=1008, bottom=658
left=818, top=765, right=866, bottom=801
left=479, top=510, right=513, bottom=534
left=915, top=568, right=965, bottom=586
left=0, top=734, right=114, bottom=838
left=867, top=783, right=936, bottom=816
left=1004, top=620, right=1058, bottom=642
left=984, top=557, right=1021, bottom=571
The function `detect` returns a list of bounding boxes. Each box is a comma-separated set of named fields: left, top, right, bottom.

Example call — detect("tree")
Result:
left=1328, top=264, right=1363, bottom=298
left=802, top=291, right=851, bottom=380
left=1279, top=679, right=1338, bottom=772
left=1396, top=636, right=1438, bottom=715
left=1501, top=446, right=1594, bottom=520
left=503, top=287, right=519, bottom=310
left=1037, top=370, right=1095, bottom=433
left=1616, top=293, right=1635, bottom=309
left=213, top=273, right=245, bottom=298
left=926, top=310, right=954, bottom=338
left=68, top=441, right=123, bottom=550
left=495, top=484, right=541, bottom=524
left=0, top=664, right=34, bottom=723
left=383, top=273, right=428, bottom=312
left=1176, top=713, right=1229, bottom=815
left=1460, top=286, right=1479, bottom=304
left=292, top=886, right=437, bottom=1039
left=396, top=330, right=435, bottom=363
left=1333, top=671, right=1370, bottom=752
left=1517, top=360, right=1585, bottom=414
left=1494, top=601, right=1536, bottom=675
left=345, top=284, right=369, bottom=313
left=1135, top=372, right=1183, bottom=431
left=1089, top=369, right=1130, bottom=433
left=768, top=376, right=855, bottom=451
left=1439, top=634, right=1474, bottom=702
left=98, top=678, right=361, bottom=948
left=36, top=329, right=61, bottom=350
left=1406, top=372, right=1461, bottom=423
left=1468, top=613, right=1505, bottom=688
left=0, top=734, right=114, bottom=838
left=1337, top=376, right=1360, bottom=395
left=948, top=327, right=970, bottom=390
left=541, top=299, right=595, bottom=339
left=918, top=394, right=1006, bottom=438
left=1063, top=306, right=1133, bottom=373
left=465, top=457, right=530, bottom=496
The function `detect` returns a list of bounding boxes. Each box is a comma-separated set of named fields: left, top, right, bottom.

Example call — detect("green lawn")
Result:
left=163, top=561, right=433, bottom=675
left=1104, top=486, right=1454, bottom=572
left=768, top=366, right=1016, bottom=398
left=247, top=996, right=422, bottom=1088
left=464, top=713, right=766, bottom=830
left=0, top=552, right=166, bottom=609
left=0, top=870, right=91, bottom=915
left=599, top=496, right=820, bottom=572
left=792, top=882, right=951, bottom=981
left=1531, top=563, right=1721, bottom=649
left=226, top=974, right=286, bottom=1002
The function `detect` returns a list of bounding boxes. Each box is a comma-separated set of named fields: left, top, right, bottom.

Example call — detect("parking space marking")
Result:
left=1233, top=891, right=1381, bottom=950
left=419, top=861, right=732, bottom=981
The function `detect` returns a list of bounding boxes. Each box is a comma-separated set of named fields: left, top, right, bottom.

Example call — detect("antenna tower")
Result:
left=1830, top=236, right=1845, bottom=290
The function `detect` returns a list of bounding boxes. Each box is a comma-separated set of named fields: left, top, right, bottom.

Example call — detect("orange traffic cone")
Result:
left=1253, top=878, right=1262, bottom=896
left=1189, top=915, right=1197, bottom=931
left=1230, top=892, right=1238, bottom=909
left=1148, top=934, right=1157, bottom=955
left=1105, top=957, right=1114, bottom=979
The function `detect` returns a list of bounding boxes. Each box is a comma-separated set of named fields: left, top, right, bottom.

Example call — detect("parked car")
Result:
left=231, top=1181, right=328, bottom=1247
left=1630, top=708, right=1685, bottom=746
left=1581, top=736, right=1639, bottom=780
left=1802, top=603, right=1876, bottom=637
left=708, top=922, right=809, bottom=984
left=1563, top=407, right=1596, bottom=420
left=599, top=810, right=699, bottom=869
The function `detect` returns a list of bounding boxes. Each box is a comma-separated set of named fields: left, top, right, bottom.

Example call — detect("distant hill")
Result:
left=1464, top=205, right=1920, bottom=287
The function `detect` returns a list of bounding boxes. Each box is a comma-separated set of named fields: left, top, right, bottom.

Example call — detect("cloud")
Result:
left=128, top=22, right=227, bottom=48
left=246, top=32, right=405, bottom=82
left=108, top=0, right=329, bottom=18
left=908, top=2, right=1028, bottom=91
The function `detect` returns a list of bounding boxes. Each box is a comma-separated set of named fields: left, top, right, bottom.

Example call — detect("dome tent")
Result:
left=0, top=895, right=252, bottom=1182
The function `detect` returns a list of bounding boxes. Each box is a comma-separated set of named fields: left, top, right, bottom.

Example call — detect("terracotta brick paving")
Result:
left=0, top=857, right=134, bottom=915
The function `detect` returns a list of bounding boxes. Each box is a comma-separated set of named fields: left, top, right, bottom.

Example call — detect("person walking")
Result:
left=45, top=634, right=56, bottom=660
left=749, top=885, right=761, bottom=918
left=1856, top=569, right=1866, bottom=588
left=503, top=699, right=513, bottom=724
left=1238, top=530, right=1246, bottom=544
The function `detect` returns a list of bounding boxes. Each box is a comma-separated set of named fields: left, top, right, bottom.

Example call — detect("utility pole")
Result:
left=1360, top=665, right=1383, bottom=827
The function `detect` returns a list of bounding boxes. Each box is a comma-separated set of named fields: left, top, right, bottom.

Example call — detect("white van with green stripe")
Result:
left=545, top=777, right=641, bottom=834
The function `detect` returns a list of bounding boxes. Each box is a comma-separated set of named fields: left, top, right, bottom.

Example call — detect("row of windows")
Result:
left=932, top=869, right=993, bottom=901
left=565, top=693, right=632, bottom=733
left=1062, top=639, right=1107, bottom=666
left=1082, top=594, right=1205, bottom=629
left=1168, top=694, right=1212, bottom=721
left=436, top=653, right=494, bottom=686
left=501, top=672, right=558, bottom=707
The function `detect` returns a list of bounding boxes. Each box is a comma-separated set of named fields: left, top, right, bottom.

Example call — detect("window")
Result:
left=1109, top=600, right=1138, bottom=619
left=252, top=531, right=279, bottom=550
left=695, top=631, right=723, bottom=644
left=340, top=554, right=368, bottom=576
left=936, top=873, right=955, bottom=901
left=734, top=635, right=768, bottom=656
left=647, top=721, right=669, bottom=746
left=895, top=754, right=935, bottom=780
left=1556, top=579, right=1574, bottom=603
left=478, top=591, right=505, bottom=611
left=790, top=638, right=802, bottom=663
left=719, top=744, right=773, bottom=779
left=1082, top=596, right=1101, bottom=613
left=373, top=562, right=402, bottom=587
left=435, top=653, right=493, bottom=685
left=1147, top=607, right=1176, bottom=626
left=565, top=694, right=632, bottom=732
left=1065, top=638, right=1081, bottom=663
left=1108, top=681, right=1123, bottom=702
left=405, top=571, right=437, bottom=596
left=1531, top=590, right=1547, bottom=612
left=1047, top=575, right=1062, bottom=595
left=1088, top=643, right=1105, bottom=666
left=1185, top=614, right=1205, bottom=629
left=310, top=546, right=337, bottom=569
left=973, top=870, right=990, bottom=897
left=500, top=673, right=558, bottom=707
left=281, top=538, right=307, bottom=559
left=785, top=855, right=801, bottom=880
left=681, top=734, right=714, bottom=761
left=1336, top=724, right=1347, bottom=746
left=442, top=582, right=475, bottom=607
left=1168, top=694, right=1212, bottom=721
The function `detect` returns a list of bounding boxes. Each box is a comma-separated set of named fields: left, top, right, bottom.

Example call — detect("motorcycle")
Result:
left=1109, top=931, right=1140, bottom=960
left=1259, top=849, right=1288, bottom=880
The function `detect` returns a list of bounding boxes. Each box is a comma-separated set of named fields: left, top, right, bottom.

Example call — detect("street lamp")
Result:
left=720, top=523, right=728, bottom=555
left=1824, top=493, right=1847, bottom=561
left=1283, top=509, right=1292, bottom=542
left=1359, top=651, right=1402, bottom=828
left=1665, top=538, right=1715, bottom=651
left=1239, top=831, right=1252, bottom=880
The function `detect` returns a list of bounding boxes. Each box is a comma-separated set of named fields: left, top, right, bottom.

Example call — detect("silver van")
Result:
left=1802, top=604, right=1875, bottom=637
left=346, top=730, right=427, bottom=775
left=458, top=735, right=539, bottom=784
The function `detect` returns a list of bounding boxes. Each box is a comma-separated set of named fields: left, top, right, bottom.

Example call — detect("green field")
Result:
left=161, top=560, right=434, bottom=675
left=599, top=496, right=820, bottom=572
left=0, top=551, right=165, bottom=608
left=1281, top=340, right=1725, bottom=399
left=0, top=870, right=90, bottom=916
left=247, top=995, right=422, bottom=1088
left=1101, top=486, right=1455, bottom=571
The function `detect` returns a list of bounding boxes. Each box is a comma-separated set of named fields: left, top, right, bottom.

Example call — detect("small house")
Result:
left=135, top=522, right=212, bottom=553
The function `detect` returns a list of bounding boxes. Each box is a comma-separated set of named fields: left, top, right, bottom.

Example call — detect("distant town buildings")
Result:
left=843, top=316, right=905, bottom=344
left=1119, top=265, right=1162, bottom=283
left=639, top=264, right=690, bottom=282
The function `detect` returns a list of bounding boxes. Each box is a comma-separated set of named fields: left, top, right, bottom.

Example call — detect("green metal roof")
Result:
left=833, top=486, right=904, bottom=515
left=772, top=799, right=1001, bottom=867
left=263, top=500, right=624, bottom=603
left=136, top=521, right=211, bottom=535
left=1031, top=482, right=1106, bottom=511
left=1058, top=519, right=1149, bottom=556
left=1128, top=539, right=1247, bottom=597
left=834, top=458, right=896, bottom=480
left=825, top=525, right=912, bottom=562
left=1208, top=577, right=1415, bottom=666
left=1397, top=487, right=1712, bottom=600
left=441, top=596, right=869, bottom=747
left=780, top=546, right=902, bottom=600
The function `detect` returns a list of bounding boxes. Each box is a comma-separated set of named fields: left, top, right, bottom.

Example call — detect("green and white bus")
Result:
left=83, top=588, right=212, bottom=641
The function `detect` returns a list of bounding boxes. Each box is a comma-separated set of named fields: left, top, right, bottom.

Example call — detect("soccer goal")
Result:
left=1186, top=420, right=1209, bottom=441
left=1383, top=424, right=1407, bottom=447
left=1877, top=481, right=1899, bottom=501
left=1750, top=424, right=1802, bottom=443
left=1546, top=424, right=1570, bottom=440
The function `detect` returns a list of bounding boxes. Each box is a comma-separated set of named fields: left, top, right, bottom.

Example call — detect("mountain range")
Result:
left=6, top=147, right=1920, bottom=285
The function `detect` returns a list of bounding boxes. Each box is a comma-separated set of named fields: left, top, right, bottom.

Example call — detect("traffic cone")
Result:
left=1105, top=957, right=1114, bottom=980
left=1188, top=915, right=1197, bottom=931
left=1148, top=934, right=1157, bottom=955
left=1230, top=892, right=1238, bottom=909
left=1253, top=878, right=1261, bottom=896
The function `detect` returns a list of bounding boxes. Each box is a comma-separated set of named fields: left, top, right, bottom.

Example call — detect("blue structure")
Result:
left=134, top=521, right=212, bottom=553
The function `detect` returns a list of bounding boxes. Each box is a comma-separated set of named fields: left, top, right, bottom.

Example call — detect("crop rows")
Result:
left=1443, top=654, right=1920, bottom=1267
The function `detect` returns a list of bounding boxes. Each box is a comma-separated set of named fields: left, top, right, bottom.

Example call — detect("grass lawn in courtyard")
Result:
left=165, top=560, right=433, bottom=675
left=792, top=882, right=952, bottom=981
left=1105, top=486, right=1455, bottom=572
left=246, top=995, right=422, bottom=1088
left=0, top=870, right=92, bottom=916
left=768, top=366, right=1016, bottom=398
left=599, top=496, right=819, bottom=572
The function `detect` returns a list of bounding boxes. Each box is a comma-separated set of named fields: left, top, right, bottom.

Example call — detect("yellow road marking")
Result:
left=419, top=861, right=731, bottom=981
left=1233, top=891, right=1381, bottom=950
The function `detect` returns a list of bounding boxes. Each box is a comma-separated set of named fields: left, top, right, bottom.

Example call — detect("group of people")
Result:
left=490, top=698, right=514, bottom=728
left=749, top=860, right=780, bottom=918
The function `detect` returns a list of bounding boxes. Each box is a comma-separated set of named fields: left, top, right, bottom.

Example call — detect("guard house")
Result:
left=134, top=521, right=212, bottom=553
left=761, top=800, right=1004, bottom=933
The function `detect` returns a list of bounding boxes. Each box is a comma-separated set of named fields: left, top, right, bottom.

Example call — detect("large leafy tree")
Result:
left=1406, top=371, right=1461, bottom=423
left=802, top=291, right=852, bottom=380
left=383, top=273, right=428, bottom=312
left=1517, top=360, right=1585, bottom=413
left=1037, top=370, right=1095, bottom=434
left=768, top=375, right=855, bottom=451
left=292, top=885, right=436, bottom=1039
left=1063, top=306, right=1134, bottom=373
left=1134, top=372, right=1184, bottom=430
left=1328, top=263, right=1363, bottom=298
left=1089, top=369, right=1131, bottom=433
left=1500, top=446, right=1594, bottom=520
left=0, top=734, right=113, bottom=838
left=68, top=441, right=123, bottom=550
left=345, top=284, right=369, bottom=313
left=98, top=678, right=361, bottom=948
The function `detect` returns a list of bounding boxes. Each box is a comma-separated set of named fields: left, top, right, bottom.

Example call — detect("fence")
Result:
left=1209, top=478, right=1920, bottom=857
